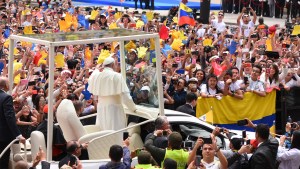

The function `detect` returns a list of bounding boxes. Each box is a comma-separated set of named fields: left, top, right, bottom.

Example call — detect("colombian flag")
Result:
left=196, top=91, right=277, bottom=131
left=178, top=3, right=195, bottom=26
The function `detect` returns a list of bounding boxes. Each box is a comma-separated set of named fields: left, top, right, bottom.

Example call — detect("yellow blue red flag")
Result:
left=196, top=91, right=276, bottom=131
left=178, top=3, right=195, bottom=26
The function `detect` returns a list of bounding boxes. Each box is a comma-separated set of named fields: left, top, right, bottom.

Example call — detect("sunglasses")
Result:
left=218, top=14, right=224, bottom=16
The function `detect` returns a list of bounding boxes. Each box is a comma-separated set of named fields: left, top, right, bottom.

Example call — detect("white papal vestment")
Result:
left=88, top=67, right=136, bottom=130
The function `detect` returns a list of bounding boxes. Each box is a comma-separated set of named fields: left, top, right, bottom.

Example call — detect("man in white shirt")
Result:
left=237, top=7, right=257, bottom=37
left=211, top=11, right=226, bottom=33
left=221, top=69, right=244, bottom=100
left=201, top=131, right=228, bottom=169
left=196, top=22, right=206, bottom=39
left=246, top=65, right=266, bottom=97
left=21, top=12, right=32, bottom=27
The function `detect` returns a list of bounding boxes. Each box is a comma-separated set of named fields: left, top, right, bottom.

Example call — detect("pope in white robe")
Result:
left=88, top=57, right=136, bottom=130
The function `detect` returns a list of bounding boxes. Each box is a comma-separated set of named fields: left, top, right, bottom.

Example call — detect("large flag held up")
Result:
left=178, top=3, right=195, bottom=26
left=196, top=91, right=277, bottom=131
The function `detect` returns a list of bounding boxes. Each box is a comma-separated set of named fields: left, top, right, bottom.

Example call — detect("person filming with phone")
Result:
left=194, top=128, right=228, bottom=169
left=145, top=131, right=202, bottom=169
left=239, top=119, right=279, bottom=169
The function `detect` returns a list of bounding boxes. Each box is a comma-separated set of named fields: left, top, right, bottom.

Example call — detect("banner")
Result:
left=196, top=91, right=276, bottom=131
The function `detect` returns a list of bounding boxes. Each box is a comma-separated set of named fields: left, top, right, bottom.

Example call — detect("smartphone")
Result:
left=123, top=132, right=129, bottom=140
left=31, top=90, right=38, bottom=94
left=28, top=81, right=36, bottom=86
left=246, top=7, right=251, bottom=11
left=246, top=139, right=251, bottom=145
left=176, top=69, right=185, bottom=74
left=184, top=141, right=193, bottom=148
left=191, top=51, right=199, bottom=56
left=69, top=155, right=77, bottom=167
left=250, top=34, right=257, bottom=38
left=192, top=58, right=197, bottom=64
left=34, top=67, right=42, bottom=72
left=195, top=155, right=202, bottom=166
left=225, top=34, right=233, bottom=38
left=242, top=130, right=247, bottom=138
left=237, top=119, right=248, bottom=126
left=20, top=79, right=29, bottom=85
left=162, top=130, right=168, bottom=136
left=172, top=63, right=178, bottom=68
left=202, top=137, right=212, bottom=144
left=266, top=68, right=270, bottom=74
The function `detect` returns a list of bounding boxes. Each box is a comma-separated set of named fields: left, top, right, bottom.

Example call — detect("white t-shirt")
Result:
left=196, top=28, right=206, bottom=38
left=201, top=160, right=221, bottom=169
left=240, top=21, right=255, bottom=37
left=247, top=79, right=265, bottom=91
left=22, top=21, right=32, bottom=27
left=219, top=81, right=241, bottom=92
left=235, top=79, right=244, bottom=88
left=212, top=19, right=226, bottom=33
left=281, top=74, right=300, bottom=88
left=200, top=84, right=219, bottom=95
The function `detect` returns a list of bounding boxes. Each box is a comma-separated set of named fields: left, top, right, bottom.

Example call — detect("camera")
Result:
left=204, top=46, right=211, bottom=53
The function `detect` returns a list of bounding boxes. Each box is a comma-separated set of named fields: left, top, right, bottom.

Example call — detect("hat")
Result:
left=61, top=70, right=72, bottom=76
left=209, top=55, right=219, bottom=62
left=141, top=86, right=150, bottom=92
left=103, top=57, right=115, bottom=66
left=100, top=14, right=106, bottom=18
left=43, top=104, right=48, bottom=114
left=188, top=77, right=198, bottom=83
left=130, top=49, right=137, bottom=54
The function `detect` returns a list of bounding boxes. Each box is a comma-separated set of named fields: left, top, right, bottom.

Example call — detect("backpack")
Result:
left=238, top=154, right=250, bottom=169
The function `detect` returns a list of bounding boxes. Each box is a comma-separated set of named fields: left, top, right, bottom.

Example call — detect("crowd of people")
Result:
left=0, top=0, right=300, bottom=168
left=222, top=0, right=300, bottom=20
left=14, top=116, right=300, bottom=169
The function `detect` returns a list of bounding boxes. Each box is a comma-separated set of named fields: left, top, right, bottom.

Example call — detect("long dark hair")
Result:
left=291, top=130, right=300, bottom=150
left=206, top=73, right=221, bottom=94
left=34, top=95, right=45, bottom=111
left=194, top=69, right=206, bottom=85
left=269, top=64, right=279, bottom=83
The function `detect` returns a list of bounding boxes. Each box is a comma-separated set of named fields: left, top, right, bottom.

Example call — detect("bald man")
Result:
left=0, top=77, right=26, bottom=169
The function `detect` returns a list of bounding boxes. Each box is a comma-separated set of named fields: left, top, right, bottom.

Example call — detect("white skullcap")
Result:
left=103, top=57, right=115, bottom=66
left=141, top=86, right=150, bottom=92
